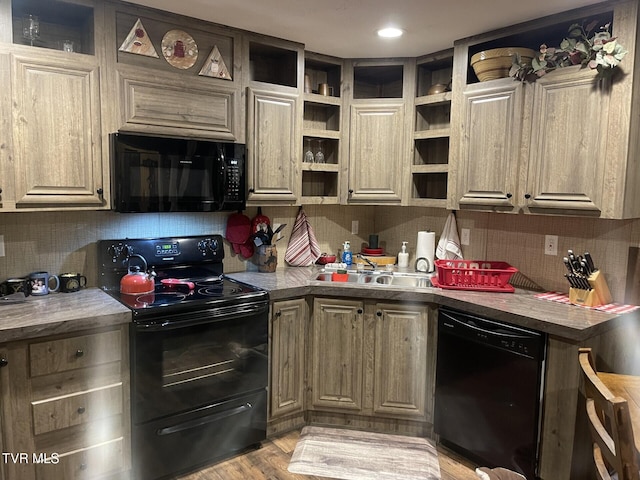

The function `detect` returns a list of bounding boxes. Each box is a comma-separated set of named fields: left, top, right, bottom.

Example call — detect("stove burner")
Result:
left=198, top=285, right=242, bottom=297
left=139, top=292, right=187, bottom=306
left=195, top=278, right=224, bottom=287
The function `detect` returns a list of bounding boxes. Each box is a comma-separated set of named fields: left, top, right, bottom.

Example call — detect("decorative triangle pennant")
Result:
left=119, top=18, right=159, bottom=58
left=198, top=45, right=232, bottom=80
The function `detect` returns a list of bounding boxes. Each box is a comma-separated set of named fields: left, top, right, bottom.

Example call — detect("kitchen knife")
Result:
left=580, top=259, right=591, bottom=276
left=563, top=257, right=574, bottom=275
left=565, top=273, right=577, bottom=288
left=584, top=252, right=597, bottom=273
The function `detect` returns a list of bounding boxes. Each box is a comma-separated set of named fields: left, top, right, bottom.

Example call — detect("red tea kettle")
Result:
left=120, top=254, right=156, bottom=295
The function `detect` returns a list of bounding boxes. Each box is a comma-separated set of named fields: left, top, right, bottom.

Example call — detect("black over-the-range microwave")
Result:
left=110, top=133, right=246, bottom=213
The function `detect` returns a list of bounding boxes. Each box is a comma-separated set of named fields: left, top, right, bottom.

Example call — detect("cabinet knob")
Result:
left=0, top=358, right=7, bottom=367
left=248, top=188, right=255, bottom=193
left=275, top=310, right=281, bottom=317
left=506, top=193, right=512, bottom=199
left=357, top=308, right=363, bottom=314
left=376, top=311, right=382, bottom=317
left=77, top=406, right=86, bottom=414
left=75, top=349, right=84, bottom=358
left=96, top=188, right=103, bottom=195
left=348, top=189, right=354, bottom=195
left=524, top=193, right=531, bottom=199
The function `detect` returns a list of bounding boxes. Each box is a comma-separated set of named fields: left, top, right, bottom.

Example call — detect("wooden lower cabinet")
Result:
left=310, top=297, right=432, bottom=421
left=0, top=325, right=130, bottom=480
left=270, top=298, right=308, bottom=419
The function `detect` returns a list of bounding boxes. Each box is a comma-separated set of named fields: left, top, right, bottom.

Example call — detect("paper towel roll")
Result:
left=416, top=231, right=436, bottom=272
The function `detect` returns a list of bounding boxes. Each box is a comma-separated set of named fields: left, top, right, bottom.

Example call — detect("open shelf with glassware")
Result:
left=301, top=52, right=343, bottom=204
left=10, top=0, right=94, bottom=54
left=411, top=50, right=453, bottom=207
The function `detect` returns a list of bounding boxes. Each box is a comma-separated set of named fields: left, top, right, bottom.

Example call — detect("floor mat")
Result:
left=288, top=426, right=441, bottom=480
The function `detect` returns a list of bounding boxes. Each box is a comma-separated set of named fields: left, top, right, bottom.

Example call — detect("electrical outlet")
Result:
left=351, top=220, right=359, bottom=234
left=461, top=228, right=470, bottom=246
left=545, top=235, right=558, bottom=256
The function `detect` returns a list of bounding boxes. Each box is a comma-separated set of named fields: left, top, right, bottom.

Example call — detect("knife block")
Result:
left=569, top=270, right=612, bottom=307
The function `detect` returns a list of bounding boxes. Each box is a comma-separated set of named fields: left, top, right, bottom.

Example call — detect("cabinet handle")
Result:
left=376, top=311, right=382, bottom=317
left=357, top=308, right=363, bottom=314
left=75, top=349, right=84, bottom=358
left=524, top=193, right=531, bottom=199
left=506, top=193, right=512, bottom=199
left=77, top=406, right=86, bottom=414
left=0, top=358, right=7, bottom=367
left=96, top=188, right=103, bottom=195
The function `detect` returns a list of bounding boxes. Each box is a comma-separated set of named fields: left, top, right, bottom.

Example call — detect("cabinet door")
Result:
left=246, top=88, right=300, bottom=203
left=455, top=81, right=522, bottom=211
left=311, top=298, right=363, bottom=412
left=11, top=54, right=105, bottom=208
left=372, top=303, right=429, bottom=419
left=348, top=103, right=405, bottom=203
left=270, top=299, right=307, bottom=418
left=0, top=53, right=14, bottom=211
left=525, top=67, right=609, bottom=214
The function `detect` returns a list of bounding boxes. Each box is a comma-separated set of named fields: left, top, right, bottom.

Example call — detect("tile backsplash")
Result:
left=1, top=206, right=638, bottom=303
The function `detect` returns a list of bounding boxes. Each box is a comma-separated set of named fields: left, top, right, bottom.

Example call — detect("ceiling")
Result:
left=125, top=0, right=603, bottom=58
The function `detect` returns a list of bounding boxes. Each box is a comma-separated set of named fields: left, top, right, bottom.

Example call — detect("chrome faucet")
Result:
left=356, top=254, right=377, bottom=270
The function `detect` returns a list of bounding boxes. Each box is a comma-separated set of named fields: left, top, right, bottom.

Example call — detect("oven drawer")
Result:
left=34, top=437, right=125, bottom=480
left=32, top=383, right=124, bottom=435
left=29, top=330, right=122, bottom=377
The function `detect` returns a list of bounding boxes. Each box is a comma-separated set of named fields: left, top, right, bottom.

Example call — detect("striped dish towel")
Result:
left=535, top=292, right=640, bottom=314
left=284, top=207, right=321, bottom=267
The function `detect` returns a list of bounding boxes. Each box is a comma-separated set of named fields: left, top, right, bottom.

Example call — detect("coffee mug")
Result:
left=29, top=271, right=60, bottom=295
left=318, top=83, right=333, bottom=96
left=1, top=277, right=31, bottom=296
left=59, top=273, right=87, bottom=293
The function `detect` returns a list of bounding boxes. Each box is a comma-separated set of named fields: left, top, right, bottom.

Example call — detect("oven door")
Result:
left=131, top=301, right=268, bottom=424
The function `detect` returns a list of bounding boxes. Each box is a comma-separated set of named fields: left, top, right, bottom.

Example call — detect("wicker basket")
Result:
left=470, top=47, right=537, bottom=82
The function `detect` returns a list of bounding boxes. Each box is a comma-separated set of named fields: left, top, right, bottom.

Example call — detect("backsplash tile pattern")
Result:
left=1, top=207, right=638, bottom=303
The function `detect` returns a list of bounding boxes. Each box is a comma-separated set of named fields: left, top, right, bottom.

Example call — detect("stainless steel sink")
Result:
left=313, top=270, right=432, bottom=288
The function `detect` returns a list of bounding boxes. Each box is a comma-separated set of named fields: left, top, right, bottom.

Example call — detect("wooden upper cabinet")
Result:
left=246, top=88, right=300, bottom=204
left=11, top=53, right=106, bottom=209
left=455, top=80, right=522, bottom=212
left=106, top=3, right=243, bottom=141
left=449, top=0, right=640, bottom=218
left=525, top=67, right=609, bottom=213
left=347, top=103, right=405, bottom=204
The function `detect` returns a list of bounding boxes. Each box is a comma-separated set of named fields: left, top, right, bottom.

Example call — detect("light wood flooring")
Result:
left=178, top=429, right=479, bottom=480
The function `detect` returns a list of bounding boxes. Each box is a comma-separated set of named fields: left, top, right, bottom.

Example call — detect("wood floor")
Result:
left=178, top=429, right=479, bottom=480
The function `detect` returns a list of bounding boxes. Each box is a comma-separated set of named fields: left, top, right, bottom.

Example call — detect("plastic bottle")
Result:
left=398, top=241, right=409, bottom=268
left=342, top=241, right=353, bottom=266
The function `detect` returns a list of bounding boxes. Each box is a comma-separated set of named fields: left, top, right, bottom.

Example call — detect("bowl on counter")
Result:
left=470, top=47, right=536, bottom=82
left=316, top=254, right=337, bottom=265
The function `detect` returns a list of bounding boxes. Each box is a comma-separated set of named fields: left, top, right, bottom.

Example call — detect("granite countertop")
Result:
left=0, top=288, right=132, bottom=343
left=228, top=266, right=639, bottom=342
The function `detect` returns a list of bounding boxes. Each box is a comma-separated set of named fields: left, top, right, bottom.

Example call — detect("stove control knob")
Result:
left=197, top=240, right=209, bottom=254
left=208, top=238, right=219, bottom=253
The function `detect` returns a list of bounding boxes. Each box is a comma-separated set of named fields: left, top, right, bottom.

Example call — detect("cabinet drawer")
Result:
left=35, top=437, right=124, bottom=480
left=32, top=383, right=123, bottom=435
left=29, top=330, right=122, bottom=377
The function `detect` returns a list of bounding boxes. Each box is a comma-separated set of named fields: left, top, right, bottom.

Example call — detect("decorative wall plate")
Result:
left=119, top=18, right=159, bottom=58
left=161, top=29, right=198, bottom=69
left=199, top=45, right=232, bottom=80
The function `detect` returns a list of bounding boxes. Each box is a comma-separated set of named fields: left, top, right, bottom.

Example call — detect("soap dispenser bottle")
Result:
left=342, top=241, right=353, bottom=266
left=398, top=241, right=409, bottom=269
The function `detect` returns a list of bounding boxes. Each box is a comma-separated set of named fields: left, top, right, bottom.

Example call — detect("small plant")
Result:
left=510, top=20, right=627, bottom=82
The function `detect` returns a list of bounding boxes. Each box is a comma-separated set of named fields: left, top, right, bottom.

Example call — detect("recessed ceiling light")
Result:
left=377, top=27, right=403, bottom=38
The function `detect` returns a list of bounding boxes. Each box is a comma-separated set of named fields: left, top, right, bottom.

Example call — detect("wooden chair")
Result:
left=579, top=347, right=640, bottom=480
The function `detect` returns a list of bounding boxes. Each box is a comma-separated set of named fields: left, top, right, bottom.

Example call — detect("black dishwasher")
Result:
left=434, top=307, right=547, bottom=479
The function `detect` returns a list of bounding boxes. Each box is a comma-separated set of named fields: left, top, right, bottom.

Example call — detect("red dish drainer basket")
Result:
left=432, top=260, right=518, bottom=292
